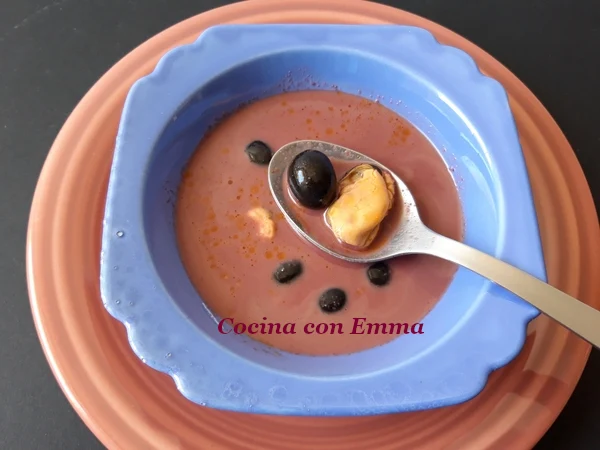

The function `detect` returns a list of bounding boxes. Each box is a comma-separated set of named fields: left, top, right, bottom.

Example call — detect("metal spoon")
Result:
left=268, top=139, right=600, bottom=349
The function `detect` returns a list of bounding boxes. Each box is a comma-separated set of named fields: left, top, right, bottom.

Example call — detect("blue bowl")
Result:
left=100, top=25, right=545, bottom=416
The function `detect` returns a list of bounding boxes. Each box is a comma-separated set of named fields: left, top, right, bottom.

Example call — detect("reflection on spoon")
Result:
left=268, top=139, right=600, bottom=349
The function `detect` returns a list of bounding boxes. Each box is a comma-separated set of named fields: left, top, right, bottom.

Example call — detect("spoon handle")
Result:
left=425, top=231, right=600, bottom=348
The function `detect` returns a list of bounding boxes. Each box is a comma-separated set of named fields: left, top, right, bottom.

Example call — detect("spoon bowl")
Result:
left=268, top=139, right=432, bottom=263
left=269, top=140, right=600, bottom=349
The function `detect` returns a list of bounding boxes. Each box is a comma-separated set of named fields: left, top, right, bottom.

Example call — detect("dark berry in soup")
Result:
left=288, top=150, right=337, bottom=209
left=318, top=288, right=347, bottom=313
left=245, top=140, right=272, bottom=165
left=367, top=261, right=391, bottom=286
left=273, top=260, right=303, bottom=284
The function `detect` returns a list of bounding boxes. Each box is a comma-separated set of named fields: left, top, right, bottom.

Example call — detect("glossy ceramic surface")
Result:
left=27, top=0, right=599, bottom=448
left=101, top=24, right=542, bottom=415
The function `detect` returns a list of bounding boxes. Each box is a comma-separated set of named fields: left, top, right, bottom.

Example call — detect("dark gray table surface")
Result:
left=1, top=0, right=598, bottom=448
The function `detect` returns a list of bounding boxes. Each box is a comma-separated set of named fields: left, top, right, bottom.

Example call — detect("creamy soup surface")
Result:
left=175, top=90, right=463, bottom=356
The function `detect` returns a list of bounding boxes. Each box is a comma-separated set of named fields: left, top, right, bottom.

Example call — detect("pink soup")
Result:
left=175, top=90, right=463, bottom=356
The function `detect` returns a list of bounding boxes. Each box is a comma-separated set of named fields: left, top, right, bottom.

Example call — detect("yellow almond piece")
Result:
left=247, top=207, right=276, bottom=239
left=325, top=164, right=396, bottom=248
